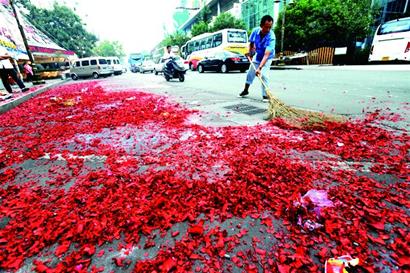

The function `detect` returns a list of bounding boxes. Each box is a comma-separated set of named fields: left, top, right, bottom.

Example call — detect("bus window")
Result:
left=378, top=19, right=410, bottom=35
left=206, top=37, right=213, bottom=49
left=200, top=39, right=206, bottom=50
left=187, top=42, right=194, bottom=55
left=227, top=30, right=247, bottom=43
left=213, top=33, right=222, bottom=47
left=194, top=41, right=200, bottom=51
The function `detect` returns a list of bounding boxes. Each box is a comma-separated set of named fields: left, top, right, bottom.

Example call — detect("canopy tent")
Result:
left=0, top=0, right=75, bottom=60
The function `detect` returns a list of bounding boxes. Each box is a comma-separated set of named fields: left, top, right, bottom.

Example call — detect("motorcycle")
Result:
left=163, top=57, right=187, bottom=82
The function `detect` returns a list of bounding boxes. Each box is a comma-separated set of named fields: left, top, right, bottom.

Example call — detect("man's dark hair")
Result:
left=260, top=15, right=273, bottom=26
left=166, top=45, right=171, bottom=49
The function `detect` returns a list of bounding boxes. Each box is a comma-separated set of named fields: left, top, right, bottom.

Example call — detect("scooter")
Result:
left=163, top=57, right=187, bottom=82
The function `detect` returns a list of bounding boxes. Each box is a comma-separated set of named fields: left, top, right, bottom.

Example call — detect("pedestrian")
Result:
left=238, top=15, right=276, bottom=102
left=0, top=49, right=29, bottom=95
left=23, top=61, right=34, bottom=82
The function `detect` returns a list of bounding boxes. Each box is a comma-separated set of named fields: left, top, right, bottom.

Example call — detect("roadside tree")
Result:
left=160, top=31, right=190, bottom=49
left=93, top=40, right=125, bottom=58
left=211, top=12, right=246, bottom=32
left=191, top=21, right=209, bottom=37
left=275, top=0, right=375, bottom=52
left=17, top=0, right=97, bottom=57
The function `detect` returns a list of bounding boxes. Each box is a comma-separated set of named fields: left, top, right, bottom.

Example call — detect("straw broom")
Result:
left=247, top=57, right=346, bottom=128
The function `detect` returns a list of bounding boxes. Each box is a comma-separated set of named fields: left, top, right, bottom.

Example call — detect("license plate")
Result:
left=382, top=56, right=390, bottom=61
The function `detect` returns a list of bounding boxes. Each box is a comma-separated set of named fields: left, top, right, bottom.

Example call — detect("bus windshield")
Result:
left=378, top=19, right=410, bottom=35
left=227, top=30, right=247, bottom=43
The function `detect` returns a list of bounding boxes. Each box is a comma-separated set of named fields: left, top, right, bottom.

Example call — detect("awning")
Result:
left=0, top=0, right=75, bottom=59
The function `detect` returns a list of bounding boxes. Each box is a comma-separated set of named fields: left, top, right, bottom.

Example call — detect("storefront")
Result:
left=0, top=0, right=75, bottom=81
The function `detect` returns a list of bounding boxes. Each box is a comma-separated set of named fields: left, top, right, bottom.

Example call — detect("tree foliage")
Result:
left=198, top=6, right=212, bottom=23
left=160, top=31, right=190, bottom=48
left=191, top=21, right=209, bottom=37
left=92, top=40, right=125, bottom=58
left=275, top=0, right=375, bottom=51
left=16, top=0, right=97, bottom=57
left=211, top=12, right=246, bottom=32
left=190, top=12, right=246, bottom=37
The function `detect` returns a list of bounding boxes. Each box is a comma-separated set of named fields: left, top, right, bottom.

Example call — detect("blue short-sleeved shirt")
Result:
left=249, top=27, right=276, bottom=62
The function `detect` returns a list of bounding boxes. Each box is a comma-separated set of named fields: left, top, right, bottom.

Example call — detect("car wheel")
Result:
left=92, top=72, right=99, bottom=79
left=71, top=74, right=78, bottom=80
left=154, top=69, right=158, bottom=75
left=197, top=65, right=204, bottom=73
left=220, top=64, right=228, bottom=73
left=165, top=75, right=170, bottom=81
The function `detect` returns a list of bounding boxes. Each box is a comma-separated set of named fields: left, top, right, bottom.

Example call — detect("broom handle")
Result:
left=246, top=56, right=272, bottom=95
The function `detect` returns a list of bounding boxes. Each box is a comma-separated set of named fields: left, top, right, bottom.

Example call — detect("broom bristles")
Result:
left=246, top=57, right=345, bottom=128
left=264, top=89, right=346, bottom=128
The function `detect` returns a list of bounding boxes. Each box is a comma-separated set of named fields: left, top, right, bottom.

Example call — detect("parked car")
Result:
left=154, top=59, right=166, bottom=75
left=105, top=56, right=124, bottom=75
left=139, top=60, right=155, bottom=73
left=197, top=51, right=250, bottom=73
left=70, top=57, right=113, bottom=80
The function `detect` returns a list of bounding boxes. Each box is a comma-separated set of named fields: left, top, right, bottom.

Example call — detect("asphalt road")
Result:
left=4, top=65, right=408, bottom=273
left=99, top=65, right=410, bottom=129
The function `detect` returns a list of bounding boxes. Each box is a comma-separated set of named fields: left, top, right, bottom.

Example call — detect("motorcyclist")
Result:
left=162, top=45, right=175, bottom=71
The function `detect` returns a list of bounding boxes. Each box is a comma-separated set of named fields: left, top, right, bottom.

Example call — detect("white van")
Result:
left=106, top=57, right=124, bottom=75
left=70, top=57, right=113, bottom=80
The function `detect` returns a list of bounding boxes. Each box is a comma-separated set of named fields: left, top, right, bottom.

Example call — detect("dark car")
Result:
left=197, top=51, right=250, bottom=73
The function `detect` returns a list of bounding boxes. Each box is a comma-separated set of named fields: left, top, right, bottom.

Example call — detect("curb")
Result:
left=270, top=66, right=302, bottom=70
left=0, top=79, right=70, bottom=114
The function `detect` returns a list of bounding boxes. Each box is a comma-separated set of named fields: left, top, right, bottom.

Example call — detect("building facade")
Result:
left=177, top=0, right=243, bottom=33
left=176, top=0, right=292, bottom=33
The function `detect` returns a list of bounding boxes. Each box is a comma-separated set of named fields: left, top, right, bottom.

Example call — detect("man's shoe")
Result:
left=262, top=96, right=269, bottom=102
left=238, top=90, right=249, bottom=97
left=22, top=87, right=29, bottom=92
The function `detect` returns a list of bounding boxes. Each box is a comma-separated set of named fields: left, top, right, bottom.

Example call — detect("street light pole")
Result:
left=9, top=0, right=44, bottom=84
left=280, top=0, right=286, bottom=60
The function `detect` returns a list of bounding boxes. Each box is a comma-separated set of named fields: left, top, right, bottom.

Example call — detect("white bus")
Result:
left=181, top=28, right=248, bottom=70
left=368, top=17, right=410, bottom=62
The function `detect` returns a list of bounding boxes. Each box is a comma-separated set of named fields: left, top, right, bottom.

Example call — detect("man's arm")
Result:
left=255, top=33, right=275, bottom=76
left=255, top=50, right=271, bottom=76
left=246, top=42, right=255, bottom=58
left=246, top=29, right=257, bottom=59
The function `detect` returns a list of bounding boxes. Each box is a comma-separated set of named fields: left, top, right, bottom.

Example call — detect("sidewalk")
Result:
left=0, top=78, right=68, bottom=114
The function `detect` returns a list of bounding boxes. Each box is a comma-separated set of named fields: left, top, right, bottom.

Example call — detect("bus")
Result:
left=368, top=17, right=410, bottom=62
left=181, top=28, right=248, bottom=70
left=128, top=53, right=145, bottom=73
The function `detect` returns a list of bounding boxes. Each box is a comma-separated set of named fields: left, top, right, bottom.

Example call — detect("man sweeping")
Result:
left=238, top=15, right=275, bottom=102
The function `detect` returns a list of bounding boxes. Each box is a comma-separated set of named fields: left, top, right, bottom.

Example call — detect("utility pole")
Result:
left=280, top=0, right=287, bottom=60
left=9, top=0, right=44, bottom=84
